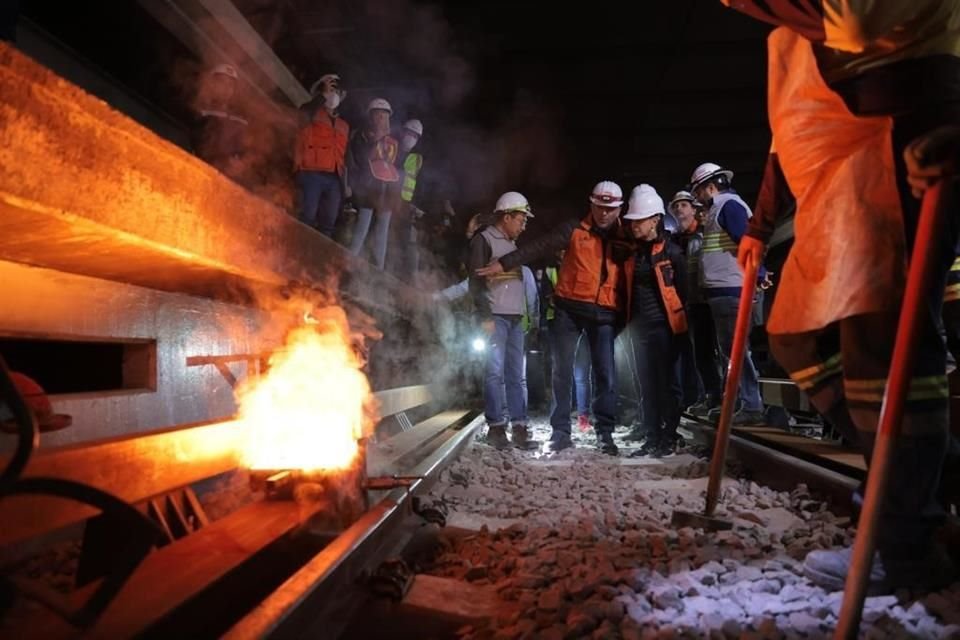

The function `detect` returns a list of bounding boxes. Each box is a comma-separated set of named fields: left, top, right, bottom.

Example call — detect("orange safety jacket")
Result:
left=554, top=217, right=633, bottom=313
left=294, top=112, right=349, bottom=175
left=651, top=240, right=688, bottom=335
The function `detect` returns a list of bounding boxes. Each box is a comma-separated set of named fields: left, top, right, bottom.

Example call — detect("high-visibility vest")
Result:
left=946, top=256, right=960, bottom=302
left=700, top=191, right=751, bottom=290
left=368, top=136, right=400, bottom=183
left=650, top=240, right=689, bottom=335
left=401, top=153, right=423, bottom=202
left=554, top=217, right=630, bottom=311
left=545, top=267, right=558, bottom=321
left=294, top=112, right=349, bottom=175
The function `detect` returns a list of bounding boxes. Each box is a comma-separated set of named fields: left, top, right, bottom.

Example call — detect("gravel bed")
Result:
left=424, top=417, right=960, bottom=639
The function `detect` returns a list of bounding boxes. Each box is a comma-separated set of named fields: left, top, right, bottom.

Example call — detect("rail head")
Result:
left=223, top=414, right=483, bottom=640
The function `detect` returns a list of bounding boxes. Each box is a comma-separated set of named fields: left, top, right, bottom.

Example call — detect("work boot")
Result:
left=510, top=423, right=538, bottom=451
left=654, top=438, right=678, bottom=457
left=732, top=408, right=766, bottom=427
left=803, top=547, right=890, bottom=595
left=485, top=423, right=509, bottom=450
left=629, top=438, right=660, bottom=458
left=688, top=396, right=718, bottom=418
left=597, top=431, right=618, bottom=456
left=624, top=426, right=649, bottom=443
left=547, top=434, right=574, bottom=453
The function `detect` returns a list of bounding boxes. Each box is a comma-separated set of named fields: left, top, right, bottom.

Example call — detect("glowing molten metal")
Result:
left=236, top=310, right=374, bottom=472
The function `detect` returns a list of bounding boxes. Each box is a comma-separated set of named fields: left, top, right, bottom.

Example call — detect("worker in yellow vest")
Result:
left=396, top=119, right=425, bottom=279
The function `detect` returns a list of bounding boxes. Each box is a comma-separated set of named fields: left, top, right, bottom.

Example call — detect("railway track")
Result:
left=5, top=391, right=953, bottom=639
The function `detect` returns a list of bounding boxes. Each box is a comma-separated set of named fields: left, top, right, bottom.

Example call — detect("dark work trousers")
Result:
left=688, top=302, right=723, bottom=402
left=767, top=94, right=960, bottom=579
left=675, top=330, right=701, bottom=409
left=634, top=322, right=683, bottom=446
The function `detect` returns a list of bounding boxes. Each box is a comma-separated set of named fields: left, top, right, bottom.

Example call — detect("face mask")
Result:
left=400, top=134, right=418, bottom=152
left=323, top=91, right=341, bottom=110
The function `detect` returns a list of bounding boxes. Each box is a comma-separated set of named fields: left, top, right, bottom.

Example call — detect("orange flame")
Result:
left=236, top=307, right=375, bottom=472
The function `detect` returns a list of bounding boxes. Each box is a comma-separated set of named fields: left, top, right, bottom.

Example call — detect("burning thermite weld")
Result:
left=235, top=303, right=379, bottom=526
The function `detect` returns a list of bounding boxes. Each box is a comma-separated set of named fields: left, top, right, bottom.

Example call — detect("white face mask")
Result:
left=400, top=134, right=418, bottom=152
left=323, top=91, right=341, bottom=110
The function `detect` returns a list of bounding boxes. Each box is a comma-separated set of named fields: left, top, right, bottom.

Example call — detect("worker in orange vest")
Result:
left=729, top=1, right=960, bottom=594
left=621, top=185, right=690, bottom=457
left=294, top=74, right=349, bottom=237
left=477, top=181, right=631, bottom=455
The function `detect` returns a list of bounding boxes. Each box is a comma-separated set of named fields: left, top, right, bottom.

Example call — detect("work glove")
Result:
left=904, top=125, right=960, bottom=198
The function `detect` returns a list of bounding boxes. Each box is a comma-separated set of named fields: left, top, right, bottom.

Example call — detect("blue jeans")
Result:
left=484, top=315, right=527, bottom=426
left=296, top=171, right=342, bottom=237
left=350, top=207, right=392, bottom=269
left=573, top=332, right=592, bottom=415
left=550, top=307, right=616, bottom=438
left=707, top=295, right=763, bottom=411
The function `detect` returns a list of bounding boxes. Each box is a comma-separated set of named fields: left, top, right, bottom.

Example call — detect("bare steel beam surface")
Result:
left=136, top=0, right=286, bottom=114
left=0, top=43, right=420, bottom=311
left=0, top=419, right=243, bottom=546
left=194, top=0, right=310, bottom=106
left=0, top=386, right=435, bottom=545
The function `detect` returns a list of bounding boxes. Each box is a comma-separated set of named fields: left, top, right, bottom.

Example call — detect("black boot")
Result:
left=547, top=433, right=574, bottom=453
left=511, top=423, right=539, bottom=451
left=597, top=431, right=618, bottom=456
left=485, top=423, right=508, bottom=449
left=629, top=437, right=660, bottom=458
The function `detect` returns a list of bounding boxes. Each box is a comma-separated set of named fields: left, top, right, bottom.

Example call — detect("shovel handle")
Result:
left=836, top=180, right=949, bottom=637
left=705, top=260, right=759, bottom=516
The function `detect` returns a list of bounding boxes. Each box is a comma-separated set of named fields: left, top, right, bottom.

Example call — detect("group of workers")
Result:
left=194, top=68, right=430, bottom=276
left=468, top=0, right=960, bottom=599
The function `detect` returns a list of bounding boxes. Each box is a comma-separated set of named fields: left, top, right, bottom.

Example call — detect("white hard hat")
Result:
left=309, top=73, right=341, bottom=97
left=624, top=184, right=665, bottom=220
left=367, top=98, right=393, bottom=114
left=495, top=191, right=533, bottom=217
left=403, top=119, right=423, bottom=136
left=669, top=190, right=700, bottom=210
left=689, top=162, right=734, bottom=190
left=211, top=63, right=238, bottom=79
left=589, top=180, right=624, bottom=207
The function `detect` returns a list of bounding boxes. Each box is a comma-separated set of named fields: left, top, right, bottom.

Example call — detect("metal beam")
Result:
left=137, top=0, right=306, bottom=111
left=194, top=0, right=310, bottom=106
left=223, top=415, right=485, bottom=639
left=0, top=384, right=440, bottom=545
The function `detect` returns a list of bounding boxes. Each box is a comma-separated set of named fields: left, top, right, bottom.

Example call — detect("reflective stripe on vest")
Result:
left=369, top=135, right=400, bottom=182
left=652, top=240, right=688, bottom=335
left=701, top=232, right=738, bottom=254
left=401, top=153, right=423, bottom=202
